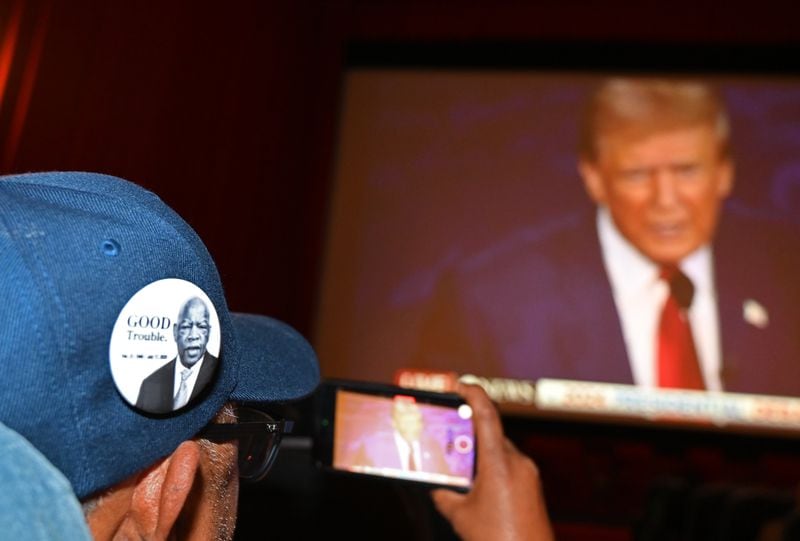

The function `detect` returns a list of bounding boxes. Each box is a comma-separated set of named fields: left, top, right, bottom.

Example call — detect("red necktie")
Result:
left=408, top=444, right=417, bottom=471
left=657, top=267, right=705, bottom=390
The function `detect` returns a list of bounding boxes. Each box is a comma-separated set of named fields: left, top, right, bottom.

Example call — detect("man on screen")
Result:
left=418, top=78, right=800, bottom=396
left=351, top=395, right=451, bottom=475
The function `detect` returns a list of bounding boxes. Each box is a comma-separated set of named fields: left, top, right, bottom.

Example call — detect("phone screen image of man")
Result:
left=332, top=390, right=475, bottom=487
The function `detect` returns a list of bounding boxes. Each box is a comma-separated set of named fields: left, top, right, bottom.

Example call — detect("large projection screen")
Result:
left=315, top=68, right=800, bottom=430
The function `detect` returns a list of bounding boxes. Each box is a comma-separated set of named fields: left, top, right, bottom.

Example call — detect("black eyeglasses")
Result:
left=199, top=406, right=293, bottom=482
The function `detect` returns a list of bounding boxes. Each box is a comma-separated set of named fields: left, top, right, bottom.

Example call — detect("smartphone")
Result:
left=313, top=379, right=476, bottom=490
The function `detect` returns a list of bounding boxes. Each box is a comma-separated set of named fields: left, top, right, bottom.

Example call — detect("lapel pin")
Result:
left=742, top=298, right=769, bottom=329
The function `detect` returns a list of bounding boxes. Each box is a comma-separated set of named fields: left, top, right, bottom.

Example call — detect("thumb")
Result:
left=431, top=488, right=466, bottom=520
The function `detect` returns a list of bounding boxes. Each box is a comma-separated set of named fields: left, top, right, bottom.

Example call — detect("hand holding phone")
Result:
left=313, top=380, right=476, bottom=490
left=431, top=383, right=555, bottom=541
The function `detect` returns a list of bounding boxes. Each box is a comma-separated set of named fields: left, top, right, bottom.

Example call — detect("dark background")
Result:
left=3, top=1, right=800, bottom=539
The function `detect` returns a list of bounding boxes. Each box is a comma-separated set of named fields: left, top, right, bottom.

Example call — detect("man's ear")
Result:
left=578, top=160, right=608, bottom=205
left=126, top=440, right=201, bottom=540
left=717, top=158, right=734, bottom=198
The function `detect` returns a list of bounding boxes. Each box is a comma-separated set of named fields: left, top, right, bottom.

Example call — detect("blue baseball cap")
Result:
left=0, top=171, right=320, bottom=499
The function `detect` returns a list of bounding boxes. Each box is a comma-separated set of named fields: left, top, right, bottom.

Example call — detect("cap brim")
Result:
left=229, top=313, right=320, bottom=404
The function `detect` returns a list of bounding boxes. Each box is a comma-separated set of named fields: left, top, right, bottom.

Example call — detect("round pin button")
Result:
left=109, top=278, right=221, bottom=414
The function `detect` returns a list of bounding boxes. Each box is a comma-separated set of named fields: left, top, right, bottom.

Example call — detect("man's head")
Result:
left=82, top=406, right=240, bottom=541
left=578, top=78, right=734, bottom=265
left=392, top=396, right=423, bottom=444
left=0, top=172, right=320, bottom=540
left=174, top=297, right=212, bottom=367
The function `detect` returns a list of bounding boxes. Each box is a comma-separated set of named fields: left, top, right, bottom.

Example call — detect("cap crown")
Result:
left=0, top=172, right=239, bottom=498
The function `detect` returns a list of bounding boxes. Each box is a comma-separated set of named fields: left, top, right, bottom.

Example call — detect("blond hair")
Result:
left=579, top=78, right=730, bottom=160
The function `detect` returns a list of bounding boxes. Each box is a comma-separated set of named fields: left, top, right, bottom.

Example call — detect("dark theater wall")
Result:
left=0, top=0, right=345, bottom=336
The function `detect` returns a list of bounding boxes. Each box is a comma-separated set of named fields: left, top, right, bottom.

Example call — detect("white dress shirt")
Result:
left=393, top=431, right=422, bottom=472
left=596, top=208, right=722, bottom=390
left=173, top=355, right=205, bottom=409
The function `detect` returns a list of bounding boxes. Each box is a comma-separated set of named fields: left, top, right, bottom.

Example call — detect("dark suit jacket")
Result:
left=415, top=206, right=800, bottom=397
left=350, top=430, right=451, bottom=475
left=135, top=352, right=219, bottom=414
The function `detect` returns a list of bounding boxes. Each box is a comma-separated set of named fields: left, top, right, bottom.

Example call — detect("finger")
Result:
left=502, top=436, right=518, bottom=453
left=430, top=487, right=466, bottom=520
left=457, top=383, right=506, bottom=463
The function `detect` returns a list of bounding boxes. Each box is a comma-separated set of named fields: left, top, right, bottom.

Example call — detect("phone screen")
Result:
left=327, top=387, right=476, bottom=489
